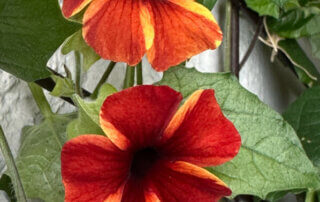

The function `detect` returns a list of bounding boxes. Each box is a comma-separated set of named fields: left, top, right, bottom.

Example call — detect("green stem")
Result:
left=136, top=62, right=143, bottom=85
left=0, top=126, right=27, bottom=202
left=223, top=0, right=232, bottom=72
left=74, top=51, right=83, bottom=98
left=305, top=190, right=316, bottom=202
left=91, top=61, right=116, bottom=99
left=28, top=82, right=53, bottom=118
left=123, top=65, right=135, bottom=89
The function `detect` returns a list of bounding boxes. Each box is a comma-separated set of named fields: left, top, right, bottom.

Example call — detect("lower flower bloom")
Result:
left=61, top=85, right=241, bottom=201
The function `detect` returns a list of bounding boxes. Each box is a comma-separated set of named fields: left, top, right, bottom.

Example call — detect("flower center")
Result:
left=130, top=147, right=158, bottom=178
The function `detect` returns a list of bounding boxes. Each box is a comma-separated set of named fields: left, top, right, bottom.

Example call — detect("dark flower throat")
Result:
left=130, top=147, right=158, bottom=177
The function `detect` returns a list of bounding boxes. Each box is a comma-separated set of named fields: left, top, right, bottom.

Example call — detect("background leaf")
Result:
left=157, top=66, right=320, bottom=199
left=61, top=30, right=100, bottom=71
left=67, top=83, right=117, bottom=139
left=196, top=0, right=217, bottom=10
left=267, top=6, right=320, bottom=38
left=278, top=39, right=320, bottom=86
left=309, top=34, right=320, bottom=60
left=244, top=0, right=299, bottom=18
left=283, top=86, right=320, bottom=168
left=0, top=0, right=80, bottom=81
left=13, top=113, right=75, bottom=202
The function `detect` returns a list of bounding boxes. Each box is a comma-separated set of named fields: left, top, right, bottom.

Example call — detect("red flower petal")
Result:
left=100, top=85, right=182, bottom=151
left=146, top=0, right=222, bottom=71
left=159, top=89, right=241, bottom=167
left=146, top=161, right=231, bottom=201
left=121, top=177, right=147, bottom=202
left=62, top=0, right=91, bottom=18
left=61, top=135, right=130, bottom=202
left=83, top=0, right=148, bottom=66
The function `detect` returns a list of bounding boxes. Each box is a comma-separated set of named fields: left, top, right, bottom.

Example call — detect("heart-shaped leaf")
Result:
left=157, top=66, right=320, bottom=199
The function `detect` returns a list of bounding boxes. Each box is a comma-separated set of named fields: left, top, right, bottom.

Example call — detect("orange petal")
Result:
left=146, top=161, right=231, bottom=201
left=62, top=0, right=91, bottom=18
left=146, top=0, right=222, bottom=71
left=83, top=0, right=152, bottom=66
left=100, top=85, right=182, bottom=151
left=61, top=135, right=130, bottom=202
left=159, top=89, right=241, bottom=167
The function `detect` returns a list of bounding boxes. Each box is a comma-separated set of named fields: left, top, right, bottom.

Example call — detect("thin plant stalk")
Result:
left=0, top=126, right=27, bottom=202
left=223, top=0, right=232, bottom=72
left=136, top=62, right=143, bottom=85
left=123, top=65, right=135, bottom=89
left=231, top=0, right=240, bottom=78
left=91, top=61, right=116, bottom=99
left=305, top=190, right=316, bottom=202
left=28, top=82, right=53, bottom=118
left=74, top=51, right=83, bottom=98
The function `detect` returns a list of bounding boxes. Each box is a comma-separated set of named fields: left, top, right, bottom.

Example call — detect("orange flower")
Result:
left=62, top=0, right=223, bottom=71
left=61, top=85, right=241, bottom=201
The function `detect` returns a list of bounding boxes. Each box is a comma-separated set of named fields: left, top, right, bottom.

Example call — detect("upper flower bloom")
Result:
left=61, top=85, right=241, bottom=201
left=62, top=0, right=223, bottom=71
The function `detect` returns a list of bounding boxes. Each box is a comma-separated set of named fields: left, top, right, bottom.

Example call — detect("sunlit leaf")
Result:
left=62, top=30, right=100, bottom=71
left=50, top=75, right=75, bottom=97
left=13, top=113, right=76, bottom=202
left=157, top=66, right=320, bottom=199
left=67, top=83, right=117, bottom=139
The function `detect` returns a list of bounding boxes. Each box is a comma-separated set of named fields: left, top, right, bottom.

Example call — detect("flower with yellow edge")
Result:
left=61, top=85, right=241, bottom=201
left=62, top=0, right=223, bottom=71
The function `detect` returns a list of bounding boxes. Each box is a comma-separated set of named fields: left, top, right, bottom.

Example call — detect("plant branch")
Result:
left=74, top=51, right=84, bottom=98
left=0, top=126, right=27, bottom=202
left=28, top=82, right=53, bottom=118
left=123, top=65, right=135, bottom=89
left=231, top=0, right=240, bottom=78
left=240, top=17, right=263, bottom=69
left=305, top=190, right=316, bottom=202
left=136, top=62, right=143, bottom=85
left=223, top=0, right=232, bottom=72
left=91, top=61, right=116, bottom=99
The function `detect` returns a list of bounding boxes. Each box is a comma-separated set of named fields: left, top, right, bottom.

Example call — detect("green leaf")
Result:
left=50, top=75, right=75, bottom=97
left=62, top=30, right=100, bottom=71
left=0, top=126, right=27, bottom=202
left=267, top=6, right=320, bottom=38
left=157, top=66, right=320, bottom=199
left=0, top=174, right=16, bottom=202
left=13, top=113, right=76, bottom=202
left=277, top=39, right=320, bottom=86
left=309, top=34, right=320, bottom=60
left=0, top=0, right=80, bottom=81
left=283, top=86, right=320, bottom=168
left=67, top=83, right=117, bottom=139
left=244, top=0, right=299, bottom=18
left=196, top=0, right=217, bottom=10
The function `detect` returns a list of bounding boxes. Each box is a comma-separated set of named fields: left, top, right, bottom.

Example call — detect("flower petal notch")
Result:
left=61, top=85, right=241, bottom=202
left=62, top=0, right=223, bottom=71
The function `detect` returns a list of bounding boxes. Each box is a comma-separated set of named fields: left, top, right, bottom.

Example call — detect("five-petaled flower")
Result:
left=62, top=0, right=223, bottom=71
left=61, top=85, right=241, bottom=202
